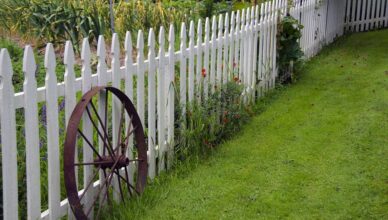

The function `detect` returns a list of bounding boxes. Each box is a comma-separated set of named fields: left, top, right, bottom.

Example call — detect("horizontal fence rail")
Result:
left=0, top=0, right=386, bottom=219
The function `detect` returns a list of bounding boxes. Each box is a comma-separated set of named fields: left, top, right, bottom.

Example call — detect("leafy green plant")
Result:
left=174, top=81, right=251, bottom=161
left=277, top=15, right=304, bottom=83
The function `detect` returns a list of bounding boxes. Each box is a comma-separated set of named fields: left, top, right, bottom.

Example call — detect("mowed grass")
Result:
left=107, top=30, right=388, bottom=219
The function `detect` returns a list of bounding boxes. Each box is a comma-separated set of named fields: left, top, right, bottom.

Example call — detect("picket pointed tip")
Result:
left=111, top=33, right=120, bottom=57
left=168, top=24, right=175, bottom=41
left=231, top=11, right=235, bottom=23
left=197, top=19, right=203, bottom=34
left=205, top=17, right=210, bottom=31
left=158, top=26, right=165, bottom=45
left=148, top=28, right=155, bottom=48
left=180, top=23, right=186, bottom=39
left=125, top=31, right=132, bottom=52
left=212, top=16, right=217, bottom=31
left=189, top=21, right=195, bottom=38
left=260, top=3, right=264, bottom=17
left=255, top=5, right=259, bottom=17
left=218, top=14, right=223, bottom=27
left=137, top=30, right=144, bottom=50
left=97, top=35, right=106, bottom=58
left=224, top=13, right=229, bottom=26
left=64, top=41, right=75, bottom=66
left=0, top=49, right=13, bottom=80
left=236, top=10, right=241, bottom=23
left=23, top=45, right=36, bottom=75
left=44, top=43, right=56, bottom=71
left=81, top=38, right=91, bottom=62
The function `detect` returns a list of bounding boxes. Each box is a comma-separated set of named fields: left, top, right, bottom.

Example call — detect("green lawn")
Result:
left=107, top=30, right=388, bottom=219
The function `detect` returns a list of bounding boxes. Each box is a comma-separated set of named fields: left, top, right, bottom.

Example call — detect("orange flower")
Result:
left=201, top=68, right=206, bottom=78
left=233, top=76, right=239, bottom=82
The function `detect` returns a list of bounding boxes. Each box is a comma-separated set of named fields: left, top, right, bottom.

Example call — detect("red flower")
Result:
left=233, top=76, right=239, bottom=82
left=223, top=117, right=229, bottom=124
left=233, top=62, right=237, bottom=67
left=201, top=68, right=206, bottom=78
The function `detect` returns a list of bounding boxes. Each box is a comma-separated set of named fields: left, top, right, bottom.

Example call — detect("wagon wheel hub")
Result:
left=94, top=155, right=130, bottom=170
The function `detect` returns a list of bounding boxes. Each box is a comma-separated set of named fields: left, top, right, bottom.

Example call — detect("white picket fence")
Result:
left=0, top=0, right=385, bottom=219
left=345, top=0, right=388, bottom=32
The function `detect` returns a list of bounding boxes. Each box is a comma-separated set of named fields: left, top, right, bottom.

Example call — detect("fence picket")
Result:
left=23, top=46, right=41, bottom=220
left=217, top=14, right=224, bottom=88
left=223, top=13, right=229, bottom=85
left=124, top=31, right=135, bottom=183
left=45, top=43, right=61, bottom=219
left=210, top=16, right=217, bottom=94
left=167, top=24, right=175, bottom=169
left=229, top=12, right=235, bottom=83
left=234, top=11, right=241, bottom=81
left=96, top=36, right=108, bottom=206
left=203, top=18, right=210, bottom=100
left=110, top=34, right=121, bottom=202
left=196, top=20, right=203, bottom=101
left=157, top=27, right=167, bottom=173
left=148, top=29, right=157, bottom=178
left=136, top=31, right=145, bottom=128
left=0, top=49, right=18, bottom=220
left=81, top=38, right=94, bottom=218
left=179, top=23, right=187, bottom=117
left=188, top=21, right=195, bottom=103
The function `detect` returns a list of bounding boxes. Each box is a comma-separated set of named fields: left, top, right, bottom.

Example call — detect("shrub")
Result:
left=277, top=15, right=304, bottom=83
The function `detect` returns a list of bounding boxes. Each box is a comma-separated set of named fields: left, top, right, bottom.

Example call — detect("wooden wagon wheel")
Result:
left=64, top=86, right=148, bottom=219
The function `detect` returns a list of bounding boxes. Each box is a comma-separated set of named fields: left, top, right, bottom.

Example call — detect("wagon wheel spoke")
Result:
left=75, top=159, right=141, bottom=166
left=104, top=89, right=109, bottom=156
left=78, top=167, right=101, bottom=202
left=113, top=169, right=140, bottom=195
left=85, top=155, right=122, bottom=217
left=114, top=104, right=126, bottom=155
left=89, top=101, right=115, bottom=157
left=85, top=106, right=114, bottom=158
left=116, top=168, right=125, bottom=202
left=77, top=128, right=103, bottom=160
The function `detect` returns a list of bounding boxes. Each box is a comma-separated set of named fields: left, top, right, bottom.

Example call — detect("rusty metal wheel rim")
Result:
left=64, top=86, right=148, bottom=219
